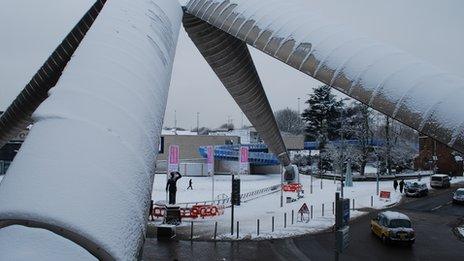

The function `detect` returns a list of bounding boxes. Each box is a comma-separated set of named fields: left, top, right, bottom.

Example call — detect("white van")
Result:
left=430, top=174, right=451, bottom=188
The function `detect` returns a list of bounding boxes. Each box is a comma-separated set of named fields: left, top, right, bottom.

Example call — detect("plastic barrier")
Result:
left=282, top=183, right=303, bottom=192
left=152, top=204, right=224, bottom=219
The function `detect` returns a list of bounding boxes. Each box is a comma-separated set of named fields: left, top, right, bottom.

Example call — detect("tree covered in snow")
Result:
left=274, top=108, right=304, bottom=135
left=302, top=85, right=344, bottom=142
left=344, top=102, right=374, bottom=175
left=372, top=115, right=418, bottom=174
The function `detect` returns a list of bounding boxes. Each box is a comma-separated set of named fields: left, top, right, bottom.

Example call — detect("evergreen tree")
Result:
left=302, top=85, right=344, bottom=142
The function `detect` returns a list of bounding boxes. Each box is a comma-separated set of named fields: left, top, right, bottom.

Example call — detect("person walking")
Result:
left=187, top=179, right=193, bottom=190
left=149, top=199, right=155, bottom=221
left=166, top=171, right=182, bottom=205
left=399, top=179, right=405, bottom=193
left=393, top=179, right=398, bottom=191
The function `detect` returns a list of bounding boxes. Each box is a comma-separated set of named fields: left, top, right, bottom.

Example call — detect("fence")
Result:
left=177, top=183, right=281, bottom=209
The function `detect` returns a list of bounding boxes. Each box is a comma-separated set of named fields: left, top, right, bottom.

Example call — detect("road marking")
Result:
left=431, top=205, right=442, bottom=211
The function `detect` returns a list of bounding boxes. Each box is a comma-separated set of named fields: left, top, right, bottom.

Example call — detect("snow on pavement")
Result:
left=149, top=173, right=464, bottom=240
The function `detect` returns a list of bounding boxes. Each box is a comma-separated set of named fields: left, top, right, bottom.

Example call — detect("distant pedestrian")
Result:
left=187, top=179, right=193, bottom=190
left=393, top=179, right=398, bottom=191
left=149, top=199, right=154, bottom=221
left=399, top=179, right=405, bottom=193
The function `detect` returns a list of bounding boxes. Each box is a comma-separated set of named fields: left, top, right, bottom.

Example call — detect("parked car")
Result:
left=404, top=181, right=428, bottom=197
left=371, top=211, right=415, bottom=245
left=430, top=174, right=451, bottom=188
left=452, top=188, right=464, bottom=204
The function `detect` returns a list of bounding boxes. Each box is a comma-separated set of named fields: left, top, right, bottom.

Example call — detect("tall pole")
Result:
left=280, top=165, right=284, bottom=207
left=196, top=112, right=200, bottom=135
left=174, top=110, right=177, bottom=129
left=231, top=174, right=235, bottom=235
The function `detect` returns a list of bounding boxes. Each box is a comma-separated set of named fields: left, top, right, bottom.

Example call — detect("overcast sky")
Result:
left=1, top=0, right=463, bottom=129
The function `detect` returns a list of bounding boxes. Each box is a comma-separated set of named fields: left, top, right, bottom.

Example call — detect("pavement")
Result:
left=143, top=183, right=464, bottom=261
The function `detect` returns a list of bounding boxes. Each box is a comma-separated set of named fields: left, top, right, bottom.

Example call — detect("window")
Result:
left=388, top=219, right=411, bottom=228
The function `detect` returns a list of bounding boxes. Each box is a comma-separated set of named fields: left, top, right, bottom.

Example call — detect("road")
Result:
left=143, top=184, right=464, bottom=261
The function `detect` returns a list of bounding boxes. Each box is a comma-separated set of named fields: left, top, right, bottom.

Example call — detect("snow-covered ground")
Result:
left=151, top=173, right=464, bottom=240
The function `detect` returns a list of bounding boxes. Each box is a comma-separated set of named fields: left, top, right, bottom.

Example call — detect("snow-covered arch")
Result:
left=185, top=0, right=464, bottom=154
left=0, top=0, right=182, bottom=259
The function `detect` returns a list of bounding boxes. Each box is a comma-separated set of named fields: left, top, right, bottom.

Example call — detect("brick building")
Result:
left=414, top=136, right=463, bottom=176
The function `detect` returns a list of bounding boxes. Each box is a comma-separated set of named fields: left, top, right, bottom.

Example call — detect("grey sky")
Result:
left=1, top=0, right=463, bottom=129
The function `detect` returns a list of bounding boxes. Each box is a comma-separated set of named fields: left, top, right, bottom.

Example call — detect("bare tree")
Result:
left=274, top=108, right=305, bottom=135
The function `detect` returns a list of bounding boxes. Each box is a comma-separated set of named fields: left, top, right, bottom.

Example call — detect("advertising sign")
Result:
left=168, top=145, right=180, bottom=172
left=239, top=146, right=249, bottom=174
left=206, top=145, right=214, bottom=174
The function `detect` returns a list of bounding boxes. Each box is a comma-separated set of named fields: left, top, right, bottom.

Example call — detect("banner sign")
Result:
left=168, top=145, right=180, bottom=172
left=206, top=145, right=214, bottom=174
left=239, top=146, right=249, bottom=174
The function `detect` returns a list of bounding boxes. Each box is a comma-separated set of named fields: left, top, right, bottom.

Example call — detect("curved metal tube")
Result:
left=183, top=12, right=291, bottom=166
left=0, top=0, right=182, bottom=259
left=0, top=0, right=107, bottom=149
left=186, top=0, right=464, bottom=153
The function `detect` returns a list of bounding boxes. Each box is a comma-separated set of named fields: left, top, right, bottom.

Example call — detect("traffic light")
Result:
left=231, top=178, right=241, bottom=206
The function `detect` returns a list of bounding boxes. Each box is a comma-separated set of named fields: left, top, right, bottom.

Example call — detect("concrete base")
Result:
left=163, top=205, right=181, bottom=225
left=156, top=224, right=176, bottom=240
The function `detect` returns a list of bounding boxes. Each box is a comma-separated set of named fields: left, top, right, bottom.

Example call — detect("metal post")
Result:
left=190, top=221, right=194, bottom=241
left=376, top=171, right=379, bottom=196
left=214, top=221, right=217, bottom=240
left=236, top=221, right=239, bottom=239
left=284, top=213, right=287, bottom=228
left=335, top=192, right=340, bottom=261
left=332, top=202, right=335, bottom=215
left=310, top=174, right=313, bottom=194
left=310, top=205, right=313, bottom=219
left=272, top=216, right=275, bottom=232
left=352, top=199, right=355, bottom=210
left=212, top=172, right=215, bottom=202
left=371, top=195, right=374, bottom=207
left=292, top=210, right=294, bottom=225
left=321, top=178, right=323, bottom=190
left=280, top=168, right=284, bottom=208
left=322, top=203, right=325, bottom=217
left=257, top=219, right=260, bottom=236
left=231, top=175, right=235, bottom=235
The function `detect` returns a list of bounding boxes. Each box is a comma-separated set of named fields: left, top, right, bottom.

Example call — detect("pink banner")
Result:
left=207, top=146, right=214, bottom=164
left=168, top=145, right=179, bottom=172
left=239, top=146, right=249, bottom=163
left=207, top=145, right=214, bottom=174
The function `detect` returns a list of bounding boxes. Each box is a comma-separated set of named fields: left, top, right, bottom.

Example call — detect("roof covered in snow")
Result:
left=381, top=211, right=410, bottom=221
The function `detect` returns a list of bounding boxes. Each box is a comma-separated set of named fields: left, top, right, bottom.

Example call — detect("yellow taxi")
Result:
left=371, top=211, right=415, bottom=245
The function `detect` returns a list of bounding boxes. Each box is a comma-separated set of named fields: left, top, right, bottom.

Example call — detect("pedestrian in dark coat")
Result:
left=166, top=171, right=182, bottom=205
left=399, top=179, right=405, bottom=193
left=393, top=179, right=398, bottom=191
left=187, top=179, right=193, bottom=190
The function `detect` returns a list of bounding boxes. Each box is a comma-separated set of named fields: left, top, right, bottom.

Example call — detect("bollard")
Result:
left=322, top=203, right=325, bottom=217
left=272, top=216, right=275, bottom=232
left=292, top=210, right=294, bottom=225
left=237, top=221, right=240, bottom=239
left=353, top=198, right=355, bottom=210
left=320, top=179, right=323, bottom=190
left=214, top=221, right=218, bottom=240
left=371, top=195, right=373, bottom=207
left=190, top=221, right=194, bottom=241
left=284, top=213, right=287, bottom=228
left=310, top=205, right=313, bottom=219
left=257, top=219, right=260, bottom=236
left=332, top=202, right=335, bottom=215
